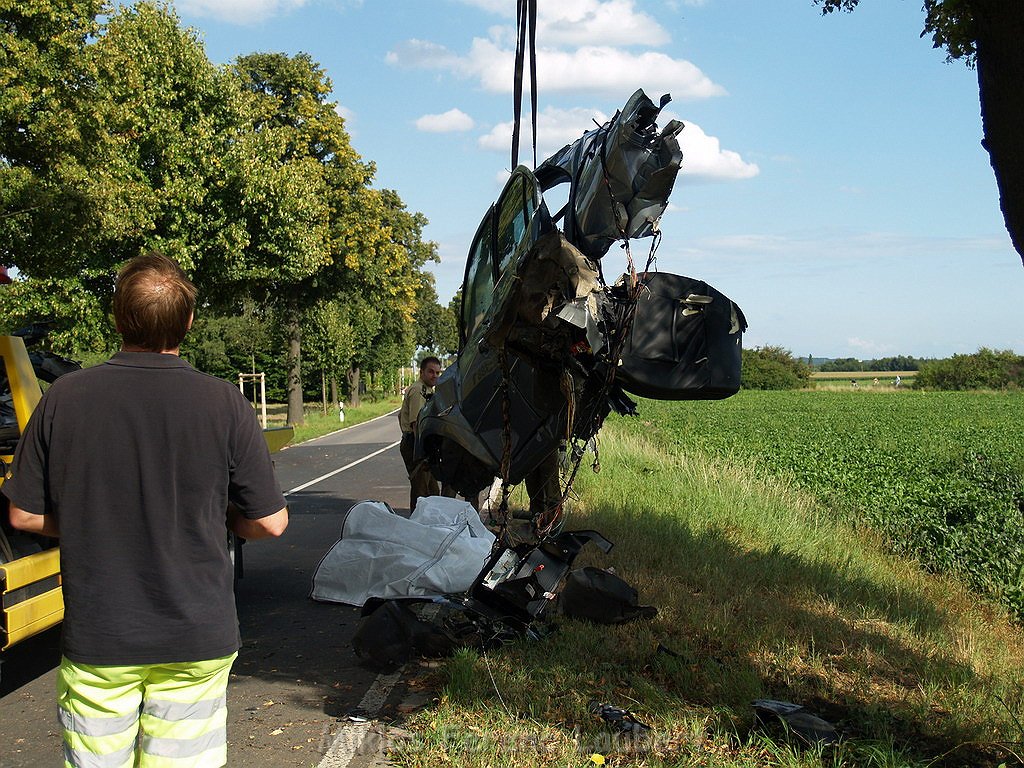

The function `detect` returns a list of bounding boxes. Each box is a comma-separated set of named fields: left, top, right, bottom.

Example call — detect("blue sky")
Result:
left=171, top=0, right=1024, bottom=360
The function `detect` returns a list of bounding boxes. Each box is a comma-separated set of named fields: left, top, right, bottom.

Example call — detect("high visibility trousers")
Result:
left=57, top=652, right=237, bottom=768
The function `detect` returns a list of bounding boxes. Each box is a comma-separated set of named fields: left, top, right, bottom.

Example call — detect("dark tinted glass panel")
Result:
left=496, top=173, right=535, bottom=274
left=462, top=209, right=494, bottom=342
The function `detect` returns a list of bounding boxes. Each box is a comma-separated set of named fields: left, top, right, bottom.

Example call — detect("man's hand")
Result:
left=227, top=505, right=288, bottom=540
left=8, top=501, right=59, bottom=537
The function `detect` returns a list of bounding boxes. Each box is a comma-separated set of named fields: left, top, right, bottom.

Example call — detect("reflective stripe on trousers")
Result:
left=57, top=653, right=237, bottom=768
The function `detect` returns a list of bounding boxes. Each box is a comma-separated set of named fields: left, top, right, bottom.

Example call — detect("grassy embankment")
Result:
left=390, top=390, right=1024, bottom=768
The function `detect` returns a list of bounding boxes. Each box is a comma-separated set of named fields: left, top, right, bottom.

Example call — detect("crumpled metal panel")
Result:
left=535, top=89, right=684, bottom=260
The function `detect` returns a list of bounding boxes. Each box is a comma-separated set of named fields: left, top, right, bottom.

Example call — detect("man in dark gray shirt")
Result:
left=5, top=253, right=288, bottom=768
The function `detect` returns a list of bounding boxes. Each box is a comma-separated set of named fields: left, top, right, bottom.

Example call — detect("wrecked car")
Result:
left=417, top=89, right=747, bottom=512
left=312, top=90, right=747, bottom=666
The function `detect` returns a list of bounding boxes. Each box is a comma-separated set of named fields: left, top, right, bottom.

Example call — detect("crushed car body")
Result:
left=312, top=89, right=747, bottom=664
left=417, top=88, right=747, bottom=501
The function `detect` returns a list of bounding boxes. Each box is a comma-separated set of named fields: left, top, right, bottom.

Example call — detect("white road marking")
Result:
left=355, top=668, right=404, bottom=714
left=316, top=722, right=372, bottom=768
left=284, top=440, right=401, bottom=496
left=315, top=669, right=405, bottom=767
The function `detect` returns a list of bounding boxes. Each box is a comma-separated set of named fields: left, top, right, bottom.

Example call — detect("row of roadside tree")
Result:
left=743, top=346, right=1024, bottom=390
left=0, top=1, right=459, bottom=422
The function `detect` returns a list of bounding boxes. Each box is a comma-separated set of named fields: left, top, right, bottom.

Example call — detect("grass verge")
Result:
left=390, top=419, right=1024, bottom=767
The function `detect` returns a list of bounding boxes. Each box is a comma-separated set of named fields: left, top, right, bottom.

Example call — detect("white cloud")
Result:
left=534, top=0, right=670, bottom=47
left=390, top=36, right=723, bottom=98
left=848, top=337, right=896, bottom=355
left=385, top=39, right=464, bottom=72
left=415, top=108, right=476, bottom=133
left=676, top=121, right=759, bottom=181
left=455, top=0, right=513, bottom=16
left=456, top=0, right=669, bottom=46
left=175, top=0, right=308, bottom=23
left=478, top=108, right=757, bottom=184
left=335, top=104, right=355, bottom=122
left=539, top=46, right=722, bottom=97
left=684, top=231, right=1011, bottom=266
left=478, top=105, right=612, bottom=160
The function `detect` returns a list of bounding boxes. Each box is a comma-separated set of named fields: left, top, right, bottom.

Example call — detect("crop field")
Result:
left=810, top=371, right=916, bottom=389
left=621, top=389, right=1024, bottom=619
left=397, top=390, right=1024, bottom=768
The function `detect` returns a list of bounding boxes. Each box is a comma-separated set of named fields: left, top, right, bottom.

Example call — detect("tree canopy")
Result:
left=914, top=348, right=1024, bottom=390
left=0, top=1, right=438, bottom=420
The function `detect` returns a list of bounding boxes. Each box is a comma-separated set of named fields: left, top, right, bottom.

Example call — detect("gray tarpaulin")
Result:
left=310, top=496, right=495, bottom=606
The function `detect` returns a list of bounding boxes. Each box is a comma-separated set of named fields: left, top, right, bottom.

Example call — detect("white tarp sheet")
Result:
left=310, top=496, right=496, bottom=606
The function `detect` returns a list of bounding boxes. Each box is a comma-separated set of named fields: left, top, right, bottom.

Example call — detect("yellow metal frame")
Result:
left=0, top=335, right=41, bottom=427
left=1, top=549, right=63, bottom=650
left=0, top=334, right=61, bottom=649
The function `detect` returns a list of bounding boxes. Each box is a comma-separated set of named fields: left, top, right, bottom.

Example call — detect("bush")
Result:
left=741, top=345, right=811, bottom=389
left=915, top=348, right=1024, bottom=390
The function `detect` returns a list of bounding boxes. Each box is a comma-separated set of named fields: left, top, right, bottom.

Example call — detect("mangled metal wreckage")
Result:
left=417, top=88, right=747, bottom=508
left=312, top=90, right=747, bottom=666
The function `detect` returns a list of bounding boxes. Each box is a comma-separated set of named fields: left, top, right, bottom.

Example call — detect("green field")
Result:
left=628, top=390, right=1024, bottom=619
left=810, top=371, right=916, bottom=389
left=392, top=389, right=1024, bottom=768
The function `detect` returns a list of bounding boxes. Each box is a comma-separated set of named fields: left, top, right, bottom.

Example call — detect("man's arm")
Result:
left=228, top=505, right=288, bottom=540
left=8, top=501, right=59, bottom=537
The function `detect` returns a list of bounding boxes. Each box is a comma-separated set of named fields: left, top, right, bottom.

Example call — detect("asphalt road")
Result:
left=1, top=411, right=415, bottom=767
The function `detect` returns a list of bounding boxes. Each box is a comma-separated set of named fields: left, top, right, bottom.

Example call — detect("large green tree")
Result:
left=1, top=0, right=105, bottom=267
left=302, top=298, right=355, bottom=413
left=816, top=1, right=1024, bottom=265
left=219, top=52, right=341, bottom=424
left=228, top=52, right=435, bottom=423
left=413, top=275, right=458, bottom=359
left=1, top=3, right=437, bottom=403
left=1, top=1, right=243, bottom=349
left=741, top=346, right=812, bottom=390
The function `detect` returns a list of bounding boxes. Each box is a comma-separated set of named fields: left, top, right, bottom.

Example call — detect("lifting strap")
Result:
left=511, top=0, right=538, bottom=170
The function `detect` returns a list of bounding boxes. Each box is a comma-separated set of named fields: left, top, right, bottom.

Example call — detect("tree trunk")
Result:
left=330, top=375, right=339, bottom=408
left=285, top=306, right=304, bottom=426
left=321, top=369, right=328, bottom=415
left=347, top=364, right=361, bottom=408
left=973, top=0, right=1024, bottom=264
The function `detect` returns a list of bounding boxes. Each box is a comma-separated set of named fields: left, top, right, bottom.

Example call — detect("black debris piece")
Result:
left=559, top=566, right=657, bottom=624
left=589, top=700, right=652, bottom=736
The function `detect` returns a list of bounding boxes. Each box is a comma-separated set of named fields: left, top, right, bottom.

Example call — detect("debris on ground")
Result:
left=752, top=698, right=841, bottom=745
left=589, top=700, right=652, bottom=736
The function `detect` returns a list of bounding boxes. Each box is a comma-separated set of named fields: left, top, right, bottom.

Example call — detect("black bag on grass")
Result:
left=559, top=567, right=657, bottom=624
left=352, top=600, right=457, bottom=668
